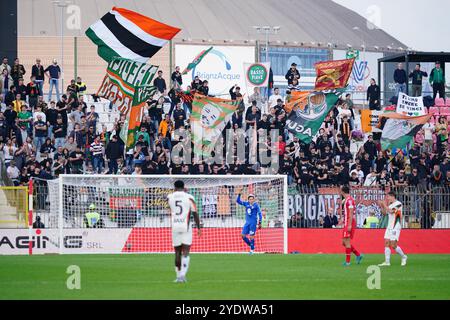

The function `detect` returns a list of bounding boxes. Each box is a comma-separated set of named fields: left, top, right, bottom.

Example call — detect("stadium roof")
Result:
left=379, top=51, right=450, bottom=63
left=18, top=0, right=406, bottom=51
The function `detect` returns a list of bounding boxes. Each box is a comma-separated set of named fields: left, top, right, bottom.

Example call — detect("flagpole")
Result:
left=169, top=39, right=173, bottom=88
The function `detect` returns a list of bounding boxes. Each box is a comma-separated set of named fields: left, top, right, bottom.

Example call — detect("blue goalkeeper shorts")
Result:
left=242, top=222, right=257, bottom=236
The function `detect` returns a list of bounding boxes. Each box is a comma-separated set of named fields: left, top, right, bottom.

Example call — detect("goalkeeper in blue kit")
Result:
left=236, top=193, right=262, bottom=254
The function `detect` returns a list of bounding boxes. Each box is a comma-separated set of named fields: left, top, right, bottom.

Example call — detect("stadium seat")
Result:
left=440, top=107, right=450, bottom=116
left=435, top=98, right=445, bottom=107
left=429, top=107, right=440, bottom=116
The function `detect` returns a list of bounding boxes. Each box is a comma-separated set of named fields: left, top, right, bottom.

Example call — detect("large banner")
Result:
left=380, top=113, right=431, bottom=150
left=333, top=50, right=384, bottom=102
left=190, top=94, right=239, bottom=156
left=396, top=92, right=426, bottom=116
left=97, top=57, right=158, bottom=116
left=287, top=187, right=341, bottom=225
left=285, top=90, right=343, bottom=143
left=175, top=45, right=255, bottom=96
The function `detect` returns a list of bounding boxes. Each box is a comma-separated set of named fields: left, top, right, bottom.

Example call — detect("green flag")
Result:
left=181, top=46, right=213, bottom=75
left=124, top=85, right=157, bottom=150
left=285, top=90, right=343, bottom=143
left=379, top=113, right=431, bottom=151
left=190, top=94, right=239, bottom=156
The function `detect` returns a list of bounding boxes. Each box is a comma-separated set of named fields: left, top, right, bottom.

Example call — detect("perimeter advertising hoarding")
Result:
left=333, top=50, right=384, bottom=103
left=175, top=45, right=255, bottom=96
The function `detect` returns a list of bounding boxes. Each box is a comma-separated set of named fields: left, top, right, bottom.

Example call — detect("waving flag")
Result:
left=314, top=59, right=355, bottom=90
left=123, top=85, right=157, bottom=149
left=182, top=46, right=213, bottom=75
left=284, top=91, right=311, bottom=114
left=86, top=7, right=181, bottom=63
left=97, top=57, right=158, bottom=116
left=191, top=94, right=240, bottom=156
left=286, top=90, right=343, bottom=143
left=379, top=113, right=431, bottom=150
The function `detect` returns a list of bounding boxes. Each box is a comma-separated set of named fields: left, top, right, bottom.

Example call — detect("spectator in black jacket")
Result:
left=229, top=84, right=242, bottom=100
left=367, top=78, right=380, bottom=110
left=31, top=59, right=45, bottom=96
left=285, top=63, right=300, bottom=85
left=105, top=135, right=123, bottom=174
left=198, top=80, right=209, bottom=96
left=394, top=63, right=407, bottom=97
left=11, top=58, right=26, bottom=88
left=190, top=76, right=202, bottom=91
left=4, top=85, right=15, bottom=106
left=409, top=64, right=428, bottom=97
left=32, top=216, right=45, bottom=229
left=171, top=66, right=182, bottom=88
left=323, top=208, right=338, bottom=228
left=363, top=135, right=377, bottom=160
left=153, top=70, right=167, bottom=94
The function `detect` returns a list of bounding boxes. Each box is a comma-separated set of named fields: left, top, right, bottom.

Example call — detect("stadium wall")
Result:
left=288, top=229, right=450, bottom=254
left=17, top=36, right=170, bottom=95
left=2, top=228, right=450, bottom=255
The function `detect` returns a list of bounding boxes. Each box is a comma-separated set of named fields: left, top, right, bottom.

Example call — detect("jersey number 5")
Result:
left=175, top=200, right=183, bottom=215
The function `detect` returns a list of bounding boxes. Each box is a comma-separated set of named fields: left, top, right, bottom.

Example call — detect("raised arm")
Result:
left=236, top=193, right=245, bottom=206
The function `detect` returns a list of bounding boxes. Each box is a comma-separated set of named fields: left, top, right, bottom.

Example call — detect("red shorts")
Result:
left=342, top=227, right=355, bottom=239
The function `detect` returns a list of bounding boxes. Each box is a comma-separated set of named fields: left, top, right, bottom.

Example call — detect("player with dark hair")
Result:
left=236, top=193, right=262, bottom=254
left=340, top=185, right=363, bottom=266
left=379, top=191, right=407, bottom=266
left=167, top=180, right=201, bottom=282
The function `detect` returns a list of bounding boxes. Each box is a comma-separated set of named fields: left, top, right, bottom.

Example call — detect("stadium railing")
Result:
left=20, top=180, right=450, bottom=230
left=288, top=184, right=450, bottom=229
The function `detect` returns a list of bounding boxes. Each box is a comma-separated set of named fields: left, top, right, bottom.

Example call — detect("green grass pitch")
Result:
left=0, top=254, right=449, bottom=299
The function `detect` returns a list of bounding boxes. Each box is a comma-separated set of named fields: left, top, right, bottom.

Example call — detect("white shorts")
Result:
left=384, top=224, right=401, bottom=241
left=172, top=230, right=192, bottom=247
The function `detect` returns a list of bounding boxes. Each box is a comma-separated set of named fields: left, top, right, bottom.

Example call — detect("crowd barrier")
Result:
left=11, top=180, right=450, bottom=230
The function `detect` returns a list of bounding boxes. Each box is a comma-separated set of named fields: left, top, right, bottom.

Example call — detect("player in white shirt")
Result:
left=167, top=180, right=201, bottom=283
left=378, top=191, right=408, bottom=266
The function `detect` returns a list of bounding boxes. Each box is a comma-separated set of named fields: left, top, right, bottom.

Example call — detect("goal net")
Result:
left=49, top=175, right=288, bottom=254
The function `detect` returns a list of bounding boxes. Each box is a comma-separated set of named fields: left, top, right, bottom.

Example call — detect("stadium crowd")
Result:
left=1, top=58, right=449, bottom=195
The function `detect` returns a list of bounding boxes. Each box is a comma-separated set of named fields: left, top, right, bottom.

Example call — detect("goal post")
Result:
left=52, top=174, right=289, bottom=254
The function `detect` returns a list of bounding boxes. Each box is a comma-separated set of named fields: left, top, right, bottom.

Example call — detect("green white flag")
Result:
left=97, top=57, right=158, bottom=116
left=379, top=113, right=431, bottom=150
left=190, top=94, right=239, bottom=156
left=285, top=90, right=343, bottom=143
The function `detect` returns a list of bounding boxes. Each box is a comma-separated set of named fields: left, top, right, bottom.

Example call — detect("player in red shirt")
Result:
left=340, top=185, right=363, bottom=266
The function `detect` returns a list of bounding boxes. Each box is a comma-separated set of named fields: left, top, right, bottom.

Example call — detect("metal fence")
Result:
left=5, top=179, right=450, bottom=230
left=287, top=185, right=450, bottom=229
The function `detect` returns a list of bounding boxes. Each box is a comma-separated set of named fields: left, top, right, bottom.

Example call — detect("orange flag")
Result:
left=284, top=91, right=311, bottom=114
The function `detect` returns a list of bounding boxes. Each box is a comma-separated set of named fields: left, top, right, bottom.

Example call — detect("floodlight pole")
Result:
left=53, top=1, right=71, bottom=97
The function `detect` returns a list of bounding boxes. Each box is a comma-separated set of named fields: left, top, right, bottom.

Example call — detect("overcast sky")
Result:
left=333, top=0, right=450, bottom=52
